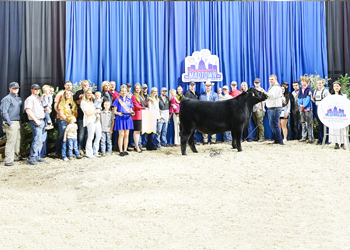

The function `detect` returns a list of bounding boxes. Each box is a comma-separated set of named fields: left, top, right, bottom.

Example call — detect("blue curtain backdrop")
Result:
left=65, top=1, right=328, bottom=141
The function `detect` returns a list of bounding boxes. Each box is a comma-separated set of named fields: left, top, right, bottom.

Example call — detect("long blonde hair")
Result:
left=83, top=88, right=94, bottom=103
left=169, top=89, right=177, bottom=100
left=150, top=87, right=159, bottom=101
left=240, top=82, right=248, bottom=92
left=101, top=81, right=110, bottom=92
left=61, top=90, right=77, bottom=111
left=133, top=83, right=144, bottom=102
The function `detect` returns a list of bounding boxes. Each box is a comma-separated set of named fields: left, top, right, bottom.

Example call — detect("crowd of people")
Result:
left=0, top=75, right=348, bottom=166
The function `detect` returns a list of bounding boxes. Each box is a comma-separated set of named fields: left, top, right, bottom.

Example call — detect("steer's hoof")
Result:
left=193, top=150, right=198, bottom=153
left=181, top=152, right=187, bottom=156
left=237, top=148, right=242, bottom=152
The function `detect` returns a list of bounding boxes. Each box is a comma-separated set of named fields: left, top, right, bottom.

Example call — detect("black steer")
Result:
left=179, top=87, right=268, bottom=155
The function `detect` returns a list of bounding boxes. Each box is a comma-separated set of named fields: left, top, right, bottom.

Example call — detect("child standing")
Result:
left=100, top=101, right=115, bottom=156
left=94, top=92, right=102, bottom=122
left=41, top=85, right=54, bottom=130
left=62, top=116, right=82, bottom=161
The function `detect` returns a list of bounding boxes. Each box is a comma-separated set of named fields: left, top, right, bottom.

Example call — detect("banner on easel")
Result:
left=318, top=95, right=350, bottom=129
left=142, top=109, right=158, bottom=134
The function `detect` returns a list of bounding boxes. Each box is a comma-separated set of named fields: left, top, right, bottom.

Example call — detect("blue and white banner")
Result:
left=318, top=95, right=350, bottom=129
left=182, top=49, right=223, bottom=82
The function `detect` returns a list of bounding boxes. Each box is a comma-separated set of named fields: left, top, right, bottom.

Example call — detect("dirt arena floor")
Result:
left=1, top=140, right=350, bottom=250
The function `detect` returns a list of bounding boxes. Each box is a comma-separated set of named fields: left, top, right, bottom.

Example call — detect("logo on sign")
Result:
left=325, top=106, right=346, bottom=117
left=318, top=95, right=350, bottom=129
left=182, top=49, right=223, bottom=82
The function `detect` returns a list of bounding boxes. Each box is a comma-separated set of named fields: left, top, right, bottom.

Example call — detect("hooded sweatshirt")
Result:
left=298, top=85, right=312, bottom=111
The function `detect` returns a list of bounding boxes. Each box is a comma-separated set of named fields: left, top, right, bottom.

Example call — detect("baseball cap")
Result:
left=254, top=78, right=261, bottom=83
left=142, top=84, right=148, bottom=88
left=9, top=82, right=20, bottom=88
left=189, top=81, right=195, bottom=85
left=126, top=83, right=132, bottom=87
left=222, top=85, right=229, bottom=90
left=31, top=84, right=41, bottom=89
left=161, top=87, right=167, bottom=91
left=231, top=81, right=237, bottom=85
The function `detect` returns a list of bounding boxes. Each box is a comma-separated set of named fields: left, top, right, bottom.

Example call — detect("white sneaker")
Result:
left=63, top=158, right=69, bottom=161
left=283, top=139, right=287, bottom=144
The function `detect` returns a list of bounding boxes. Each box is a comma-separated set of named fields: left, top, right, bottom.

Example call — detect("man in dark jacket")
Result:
left=184, top=81, right=199, bottom=99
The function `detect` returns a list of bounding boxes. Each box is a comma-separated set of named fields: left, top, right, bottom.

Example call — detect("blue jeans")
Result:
left=101, top=132, right=112, bottom=154
left=69, top=139, right=80, bottom=158
left=62, top=138, right=80, bottom=158
left=267, top=108, right=283, bottom=143
left=56, top=118, right=69, bottom=154
left=45, top=112, right=52, bottom=125
left=77, top=119, right=86, bottom=150
left=223, top=131, right=232, bottom=142
left=29, top=120, right=47, bottom=162
left=314, top=106, right=327, bottom=143
left=157, top=121, right=168, bottom=146
left=141, top=133, right=148, bottom=146
left=40, top=136, right=47, bottom=158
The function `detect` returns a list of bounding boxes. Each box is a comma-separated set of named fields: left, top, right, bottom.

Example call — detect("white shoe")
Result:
left=63, top=158, right=69, bottom=161
left=283, top=139, right=287, bottom=144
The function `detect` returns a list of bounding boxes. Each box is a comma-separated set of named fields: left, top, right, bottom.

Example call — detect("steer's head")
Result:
left=247, top=87, right=268, bottom=102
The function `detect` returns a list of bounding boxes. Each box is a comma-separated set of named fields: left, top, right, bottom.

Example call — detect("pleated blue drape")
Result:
left=66, top=1, right=327, bottom=92
left=65, top=1, right=328, bottom=141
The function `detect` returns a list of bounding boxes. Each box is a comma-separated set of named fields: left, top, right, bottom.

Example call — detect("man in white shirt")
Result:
left=265, top=74, right=283, bottom=145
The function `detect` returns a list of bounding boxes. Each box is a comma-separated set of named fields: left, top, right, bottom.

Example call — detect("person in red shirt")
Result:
left=131, top=83, right=146, bottom=153
left=229, top=81, right=242, bottom=98
left=109, top=81, right=120, bottom=102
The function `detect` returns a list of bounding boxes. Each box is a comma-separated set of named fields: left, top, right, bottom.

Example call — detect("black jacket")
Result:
left=184, top=89, right=199, bottom=99
left=159, top=95, right=169, bottom=110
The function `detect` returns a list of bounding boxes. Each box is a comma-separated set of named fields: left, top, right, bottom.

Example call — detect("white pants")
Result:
left=86, top=121, right=102, bottom=157
left=173, top=114, right=180, bottom=145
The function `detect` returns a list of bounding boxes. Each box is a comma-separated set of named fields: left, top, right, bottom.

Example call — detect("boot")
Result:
left=341, top=144, right=346, bottom=150
left=334, top=143, right=340, bottom=149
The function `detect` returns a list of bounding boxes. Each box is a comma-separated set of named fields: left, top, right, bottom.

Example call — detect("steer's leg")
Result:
left=188, top=130, right=198, bottom=153
left=231, top=130, right=237, bottom=149
left=181, top=131, right=191, bottom=155
left=234, top=129, right=243, bottom=152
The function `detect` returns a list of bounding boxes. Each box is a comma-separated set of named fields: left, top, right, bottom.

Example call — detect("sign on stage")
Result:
left=182, top=49, right=223, bottom=82
left=318, top=95, right=350, bottom=129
